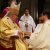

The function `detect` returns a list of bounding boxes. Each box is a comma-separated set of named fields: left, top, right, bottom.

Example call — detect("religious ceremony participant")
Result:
left=19, top=8, right=36, bottom=36
left=3, top=0, right=19, bottom=25
left=29, top=11, right=50, bottom=50
left=0, top=1, right=27, bottom=50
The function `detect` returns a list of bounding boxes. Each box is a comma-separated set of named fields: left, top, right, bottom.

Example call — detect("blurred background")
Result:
left=0, top=0, right=50, bottom=24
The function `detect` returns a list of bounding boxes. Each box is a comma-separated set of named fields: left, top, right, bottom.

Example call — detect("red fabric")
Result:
left=0, top=45, right=13, bottom=50
left=3, top=7, right=10, bottom=14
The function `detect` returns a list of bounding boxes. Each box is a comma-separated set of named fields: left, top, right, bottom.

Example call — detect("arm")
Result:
left=29, top=24, right=44, bottom=47
left=30, top=17, right=36, bottom=32
left=1, top=18, right=19, bottom=36
left=3, top=29, right=19, bottom=36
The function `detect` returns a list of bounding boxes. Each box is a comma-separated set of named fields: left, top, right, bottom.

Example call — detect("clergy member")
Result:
left=0, top=2, right=27, bottom=50
left=29, top=11, right=50, bottom=50
left=19, top=8, right=36, bottom=36
left=3, top=0, right=19, bottom=25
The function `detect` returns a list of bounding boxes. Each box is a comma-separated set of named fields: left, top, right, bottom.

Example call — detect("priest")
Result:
left=0, top=2, right=27, bottom=50
left=29, top=11, right=50, bottom=50
left=19, top=8, right=36, bottom=36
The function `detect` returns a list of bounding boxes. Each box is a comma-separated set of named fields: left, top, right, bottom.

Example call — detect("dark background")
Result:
left=0, top=0, right=50, bottom=15
left=0, top=0, right=50, bottom=24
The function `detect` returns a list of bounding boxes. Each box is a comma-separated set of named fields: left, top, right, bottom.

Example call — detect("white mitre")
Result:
left=4, top=2, right=21, bottom=16
left=10, top=2, right=21, bottom=13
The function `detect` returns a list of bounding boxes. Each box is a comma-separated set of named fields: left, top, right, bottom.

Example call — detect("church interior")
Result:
left=0, top=0, right=50, bottom=50
left=0, top=0, right=50, bottom=23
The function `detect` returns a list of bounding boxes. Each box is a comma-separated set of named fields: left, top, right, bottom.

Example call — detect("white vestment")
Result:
left=19, top=14, right=36, bottom=34
left=29, top=20, right=50, bottom=50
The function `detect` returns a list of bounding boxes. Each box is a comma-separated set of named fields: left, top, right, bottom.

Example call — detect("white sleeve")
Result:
left=20, top=16, right=23, bottom=20
left=32, top=20, right=36, bottom=30
left=29, top=24, right=43, bottom=45
left=12, top=30, right=19, bottom=36
left=30, top=24, right=43, bottom=39
left=31, top=17, right=36, bottom=31
left=5, top=30, right=19, bottom=38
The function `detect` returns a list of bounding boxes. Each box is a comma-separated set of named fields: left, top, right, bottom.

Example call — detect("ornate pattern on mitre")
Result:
left=10, top=2, right=21, bottom=12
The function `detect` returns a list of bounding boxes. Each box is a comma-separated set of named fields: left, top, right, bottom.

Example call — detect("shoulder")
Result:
left=45, top=20, right=50, bottom=27
left=29, top=16, right=35, bottom=22
left=1, top=16, right=10, bottom=22
left=29, top=15, right=33, bottom=20
left=20, top=14, right=25, bottom=20
left=45, top=20, right=50, bottom=23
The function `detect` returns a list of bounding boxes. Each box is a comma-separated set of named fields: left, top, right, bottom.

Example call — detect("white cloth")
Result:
left=30, top=23, right=43, bottom=40
left=6, top=30, right=19, bottom=38
left=10, top=30, right=19, bottom=36
left=10, top=1, right=17, bottom=8
left=19, top=14, right=36, bottom=33
left=29, top=20, right=50, bottom=50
